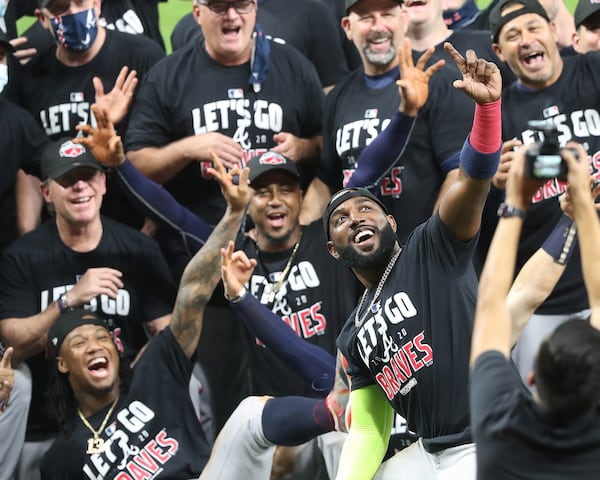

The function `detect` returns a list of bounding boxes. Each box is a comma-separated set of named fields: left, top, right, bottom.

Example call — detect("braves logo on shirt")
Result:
left=356, top=290, right=434, bottom=400
left=83, top=401, right=180, bottom=480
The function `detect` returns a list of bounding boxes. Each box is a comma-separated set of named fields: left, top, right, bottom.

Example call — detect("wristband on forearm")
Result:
left=542, top=214, right=577, bottom=265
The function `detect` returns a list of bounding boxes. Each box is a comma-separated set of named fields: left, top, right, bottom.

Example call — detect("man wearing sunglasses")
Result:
left=0, top=138, right=176, bottom=480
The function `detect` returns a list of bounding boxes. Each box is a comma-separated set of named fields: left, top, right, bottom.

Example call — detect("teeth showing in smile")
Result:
left=89, top=357, right=108, bottom=370
left=72, top=197, right=91, bottom=204
left=354, top=229, right=374, bottom=244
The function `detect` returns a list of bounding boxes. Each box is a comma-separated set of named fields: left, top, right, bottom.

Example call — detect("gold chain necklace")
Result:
left=259, top=231, right=303, bottom=305
left=78, top=395, right=120, bottom=455
left=354, top=248, right=402, bottom=328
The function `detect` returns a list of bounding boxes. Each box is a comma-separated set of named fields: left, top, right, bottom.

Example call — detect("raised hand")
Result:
left=9, top=37, right=37, bottom=65
left=396, top=38, right=445, bottom=116
left=220, top=241, right=257, bottom=300
left=0, top=347, right=14, bottom=415
left=74, top=105, right=125, bottom=167
left=206, top=151, right=251, bottom=214
left=94, top=66, right=138, bottom=126
left=444, top=42, right=502, bottom=104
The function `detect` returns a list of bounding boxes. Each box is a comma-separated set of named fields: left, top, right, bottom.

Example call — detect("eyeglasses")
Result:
left=199, top=0, right=255, bottom=16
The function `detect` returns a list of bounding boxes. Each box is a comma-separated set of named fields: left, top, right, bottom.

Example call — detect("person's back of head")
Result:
left=535, top=319, right=600, bottom=422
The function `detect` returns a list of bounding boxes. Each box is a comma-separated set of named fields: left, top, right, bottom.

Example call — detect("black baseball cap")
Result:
left=41, top=138, right=104, bottom=180
left=0, top=31, right=15, bottom=53
left=322, top=187, right=390, bottom=240
left=346, top=0, right=403, bottom=13
left=489, top=0, right=550, bottom=42
left=574, top=0, right=600, bottom=27
left=47, top=309, right=109, bottom=359
left=247, top=151, right=300, bottom=187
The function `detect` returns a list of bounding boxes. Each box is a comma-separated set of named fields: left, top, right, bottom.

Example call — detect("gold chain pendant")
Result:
left=86, top=437, right=105, bottom=455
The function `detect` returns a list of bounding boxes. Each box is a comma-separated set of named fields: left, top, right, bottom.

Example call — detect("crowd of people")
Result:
left=1, top=0, right=600, bottom=478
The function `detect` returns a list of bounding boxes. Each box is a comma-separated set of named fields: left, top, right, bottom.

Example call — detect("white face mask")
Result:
left=0, top=63, right=7, bottom=94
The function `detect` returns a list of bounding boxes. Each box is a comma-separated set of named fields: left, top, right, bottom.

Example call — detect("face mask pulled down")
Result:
left=51, top=8, right=98, bottom=53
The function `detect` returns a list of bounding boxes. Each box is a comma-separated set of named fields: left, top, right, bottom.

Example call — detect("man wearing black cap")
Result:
left=233, top=151, right=360, bottom=401
left=38, top=155, right=250, bottom=478
left=323, top=42, right=502, bottom=479
left=572, top=0, right=600, bottom=53
left=0, top=138, right=175, bottom=479
left=483, top=0, right=600, bottom=390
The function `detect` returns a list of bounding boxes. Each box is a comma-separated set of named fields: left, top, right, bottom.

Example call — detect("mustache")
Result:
left=366, top=32, right=393, bottom=43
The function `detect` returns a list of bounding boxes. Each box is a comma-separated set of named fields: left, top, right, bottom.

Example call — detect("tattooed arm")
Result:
left=170, top=154, right=250, bottom=358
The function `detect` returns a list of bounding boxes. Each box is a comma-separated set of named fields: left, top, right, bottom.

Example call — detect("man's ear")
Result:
left=57, top=356, right=69, bottom=375
left=327, top=241, right=340, bottom=259
left=492, top=43, right=506, bottom=62
left=341, top=17, right=353, bottom=41
left=193, top=1, right=202, bottom=25
left=40, top=181, right=52, bottom=203
left=386, top=214, right=397, bottom=233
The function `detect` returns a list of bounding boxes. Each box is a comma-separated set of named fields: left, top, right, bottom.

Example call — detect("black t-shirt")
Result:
left=0, top=97, right=46, bottom=194
left=0, top=97, right=47, bottom=250
left=40, top=328, right=211, bottom=479
left=471, top=351, right=600, bottom=480
left=237, top=221, right=361, bottom=397
left=125, top=40, right=323, bottom=225
left=8, top=29, right=164, bottom=141
left=319, top=62, right=473, bottom=242
left=170, top=0, right=349, bottom=88
left=337, top=215, right=478, bottom=452
left=480, top=52, right=600, bottom=314
left=0, top=217, right=175, bottom=438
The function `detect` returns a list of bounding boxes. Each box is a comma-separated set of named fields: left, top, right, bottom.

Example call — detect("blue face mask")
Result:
left=0, top=64, right=7, bottom=94
left=50, top=8, right=98, bottom=53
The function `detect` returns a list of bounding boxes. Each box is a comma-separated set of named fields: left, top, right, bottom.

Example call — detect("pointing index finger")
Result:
left=443, top=42, right=466, bottom=72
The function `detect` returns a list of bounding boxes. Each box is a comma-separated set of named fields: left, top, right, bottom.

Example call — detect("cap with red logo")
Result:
left=41, top=138, right=104, bottom=180
left=247, top=151, right=300, bottom=187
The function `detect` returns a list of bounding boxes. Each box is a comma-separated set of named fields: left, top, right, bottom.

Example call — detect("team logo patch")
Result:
left=543, top=105, right=559, bottom=118
left=364, top=109, right=378, bottom=119
left=228, top=88, right=244, bottom=99
left=259, top=152, right=287, bottom=165
left=70, top=92, right=85, bottom=102
left=59, top=140, right=87, bottom=158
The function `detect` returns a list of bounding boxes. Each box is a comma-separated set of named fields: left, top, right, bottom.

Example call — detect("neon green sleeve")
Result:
left=335, top=384, right=394, bottom=480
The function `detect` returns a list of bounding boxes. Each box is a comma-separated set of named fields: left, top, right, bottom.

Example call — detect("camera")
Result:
left=524, top=120, right=569, bottom=181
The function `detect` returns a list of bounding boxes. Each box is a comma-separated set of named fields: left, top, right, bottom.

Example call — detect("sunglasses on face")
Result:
left=199, top=0, right=255, bottom=16
left=54, top=167, right=100, bottom=188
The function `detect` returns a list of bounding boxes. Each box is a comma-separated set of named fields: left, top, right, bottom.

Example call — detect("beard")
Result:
left=363, top=32, right=397, bottom=67
left=336, top=223, right=398, bottom=270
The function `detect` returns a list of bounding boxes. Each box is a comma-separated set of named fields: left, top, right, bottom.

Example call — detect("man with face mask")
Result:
left=4, top=0, right=164, bottom=230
